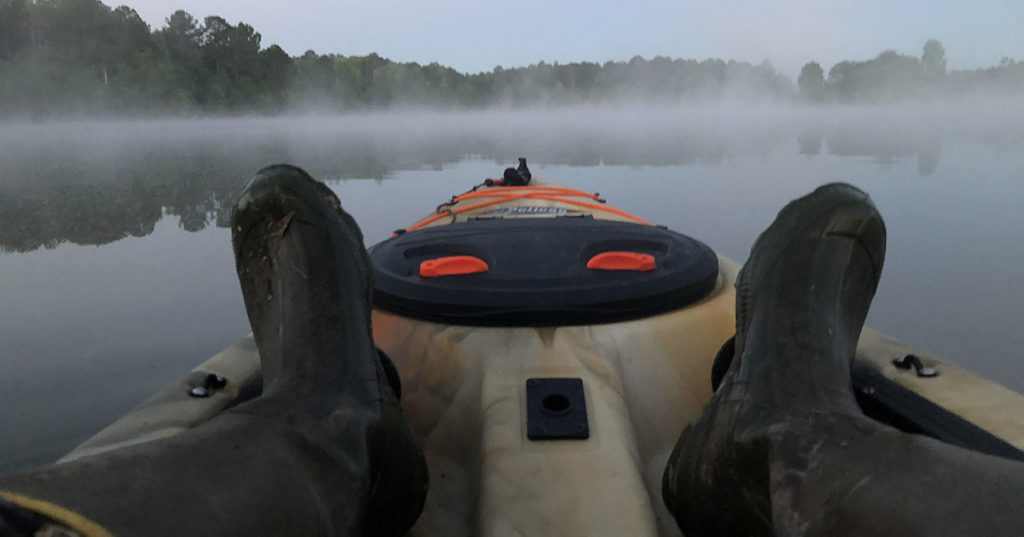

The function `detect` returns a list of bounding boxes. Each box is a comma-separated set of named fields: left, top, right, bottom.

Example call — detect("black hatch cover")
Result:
left=369, top=217, right=719, bottom=326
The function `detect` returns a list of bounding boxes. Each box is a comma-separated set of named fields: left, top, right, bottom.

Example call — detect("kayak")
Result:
left=59, top=162, right=1024, bottom=537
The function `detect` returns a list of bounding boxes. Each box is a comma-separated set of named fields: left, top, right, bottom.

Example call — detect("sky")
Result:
left=123, top=0, right=1024, bottom=77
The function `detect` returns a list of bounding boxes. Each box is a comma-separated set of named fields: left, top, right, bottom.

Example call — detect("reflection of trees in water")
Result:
left=0, top=144, right=250, bottom=252
left=798, top=129, right=823, bottom=155
left=798, top=125, right=943, bottom=176
left=5, top=107, right=1016, bottom=252
left=0, top=181, right=162, bottom=252
left=917, top=138, right=941, bottom=176
left=0, top=120, right=794, bottom=251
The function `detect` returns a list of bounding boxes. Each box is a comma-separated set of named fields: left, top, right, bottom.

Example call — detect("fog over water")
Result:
left=1, top=102, right=1023, bottom=473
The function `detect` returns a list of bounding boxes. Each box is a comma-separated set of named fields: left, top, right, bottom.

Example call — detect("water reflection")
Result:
left=798, top=126, right=942, bottom=176
left=3, top=105, right=1018, bottom=252
left=1, top=106, right=1023, bottom=474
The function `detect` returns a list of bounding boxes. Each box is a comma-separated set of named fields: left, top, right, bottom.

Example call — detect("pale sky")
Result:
left=123, top=0, right=1023, bottom=77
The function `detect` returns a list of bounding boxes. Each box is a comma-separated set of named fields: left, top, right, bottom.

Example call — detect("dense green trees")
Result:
left=922, top=40, right=946, bottom=77
left=0, top=0, right=791, bottom=116
left=798, top=61, right=825, bottom=101
left=0, top=0, right=1021, bottom=117
left=0, top=2, right=288, bottom=115
left=797, top=39, right=1022, bottom=103
left=826, top=50, right=923, bottom=101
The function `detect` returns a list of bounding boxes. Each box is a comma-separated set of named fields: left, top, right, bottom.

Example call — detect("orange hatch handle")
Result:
left=420, top=255, right=490, bottom=278
left=586, top=251, right=656, bottom=272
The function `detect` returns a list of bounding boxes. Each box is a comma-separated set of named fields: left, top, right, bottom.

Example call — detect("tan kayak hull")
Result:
left=59, top=180, right=1024, bottom=536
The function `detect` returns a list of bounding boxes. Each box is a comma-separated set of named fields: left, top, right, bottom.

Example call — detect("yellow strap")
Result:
left=0, top=490, right=113, bottom=537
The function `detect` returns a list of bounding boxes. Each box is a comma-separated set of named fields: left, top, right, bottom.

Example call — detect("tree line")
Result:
left=1, top=0, right=1021, bottom=117
left=798, top=40, right=1024, bottom=102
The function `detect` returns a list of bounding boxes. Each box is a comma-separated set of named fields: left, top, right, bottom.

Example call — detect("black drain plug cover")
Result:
left=526, top=377, right=589, bottom=440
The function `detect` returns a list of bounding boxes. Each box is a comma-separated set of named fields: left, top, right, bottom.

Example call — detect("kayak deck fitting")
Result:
left=59, top=161, right=1024, bottom=537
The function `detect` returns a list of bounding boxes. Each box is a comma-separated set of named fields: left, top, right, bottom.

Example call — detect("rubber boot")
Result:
left=229, top=164, right=428, bottom=534
left=662, top=183, right=886, bottom=536
left=663, top=182, right=1024, bottom=537
left=0, top=165, right=427, bottom=536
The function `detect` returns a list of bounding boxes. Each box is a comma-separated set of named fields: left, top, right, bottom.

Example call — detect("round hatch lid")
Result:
left=369, top=217, right=719, bottom=326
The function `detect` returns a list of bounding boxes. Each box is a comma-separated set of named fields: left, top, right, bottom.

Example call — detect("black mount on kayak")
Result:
left=369, top=217, right=719, bottom=326
left=526, top=377, right=590, bottom=440
left=500, top=157, right=532, bottom=186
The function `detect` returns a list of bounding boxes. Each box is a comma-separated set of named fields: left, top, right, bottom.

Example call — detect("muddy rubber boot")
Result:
left=229, top=164, right=429, bottom=535
left=662, top=183, right=886, bottom=536
left=0, top=165, right=427, bottom=537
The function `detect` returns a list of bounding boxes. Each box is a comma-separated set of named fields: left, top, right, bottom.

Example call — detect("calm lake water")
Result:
left=1, top=104, right=1022, bottom=474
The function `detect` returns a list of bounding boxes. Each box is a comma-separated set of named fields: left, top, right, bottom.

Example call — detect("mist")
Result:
left=2, top=0, right=1023, bottom=118
left=2, top=99, right=1023, bottom=254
